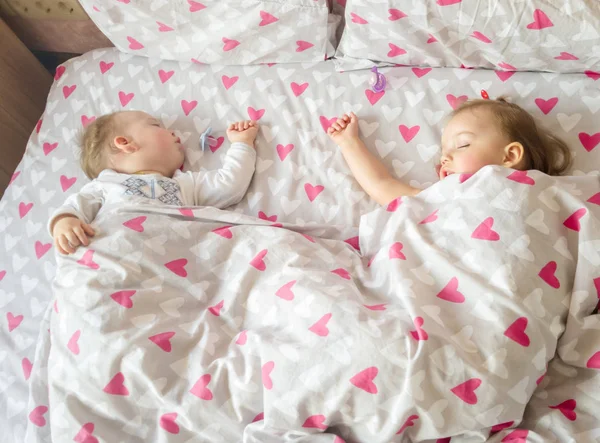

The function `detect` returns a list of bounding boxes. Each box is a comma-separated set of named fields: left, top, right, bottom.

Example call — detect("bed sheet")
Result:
left=1, top=47, right=600, bottom=442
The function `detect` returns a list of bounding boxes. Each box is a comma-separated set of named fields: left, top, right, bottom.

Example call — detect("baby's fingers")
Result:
left=74, top=226, right=90, bottom=246
left=82, top=223, right=95, bottom=236
left=59, top=235, right=75, bottom=254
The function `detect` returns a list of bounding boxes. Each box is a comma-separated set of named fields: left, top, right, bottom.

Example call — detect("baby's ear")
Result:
left=113, top=136, right=137, bottom=153
left=503, top=142, right=524, bottom=168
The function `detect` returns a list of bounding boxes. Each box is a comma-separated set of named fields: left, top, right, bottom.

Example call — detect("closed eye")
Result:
left=458, top=144, right=470, bottom=149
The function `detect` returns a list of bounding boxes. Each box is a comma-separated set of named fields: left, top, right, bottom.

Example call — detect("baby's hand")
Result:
left=227, top=120, right=259, bottom=147
left=327, top=112, right=359, bottom=146
left=52, top=215, right=95, bottom=255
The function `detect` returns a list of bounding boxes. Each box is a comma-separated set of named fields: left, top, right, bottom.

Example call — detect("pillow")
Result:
left=334, top=0, right=600, bottom=73
left=79, top=0, right=338, bottom=64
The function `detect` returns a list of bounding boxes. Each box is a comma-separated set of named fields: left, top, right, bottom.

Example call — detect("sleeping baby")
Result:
left=49, top=110, right=258, bottom=255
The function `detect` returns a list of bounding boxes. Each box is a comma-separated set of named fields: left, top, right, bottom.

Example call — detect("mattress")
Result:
left=1, top=47, right=600, bottom=442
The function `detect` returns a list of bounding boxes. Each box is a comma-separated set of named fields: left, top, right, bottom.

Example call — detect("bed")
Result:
left=2, top=1, right=600, bottom=442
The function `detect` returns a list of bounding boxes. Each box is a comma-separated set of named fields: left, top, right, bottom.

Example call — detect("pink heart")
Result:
left=165, top=258, right=188, bottom=277
left=504, top=317, right=530, bottom=347
left=7, top=312, right=24, bottom=332
left=67, top=330, right=81, bottom=355
left=119, top=91, right=135, bottom=107
left=305, top=183, right=324, bottom=202
left=302, top=233, right=315, bottom=243
left=259, top=10, right=278, bottom=26
left=539, top=261, right=560, bottom=289
left=536, top=373, right=546, bottom=385
left=236, top=330, right=248, bottom=345
left=319, top=115, right=337, bottom=132
left=222, top=37, right=240, bottom=51
left=111, top=290, right=136, bottom=308
left=222, top=75, right=238, bottom=90
left=386, top=197, right=402, bottom=212
left=549, top=399, right=577, bottom=421
left=208, top=300, right=224, bottom=316
left=181, top=99, right=198, bottom=116
left=535, top=97, right=558, bottom=115
left=291, top=82, right=309, bottom=97
left=507, top=170, right=535, bottom=185
left=296, top=40, right=314, bottom=52
left=43, top=142, right=58, bottom=156
left=212, top=226, right=233, bottom=239
left=527, top=9, right=553, bottom=30
left=501, top=429, right=529, bottom=442
left=309, top=313, right=332, bottom=337
left=35, top=241, right=52, bottom=259
left=396, top=414, right=419, bottom=435
left=471, top=31, right=492, bottom=43
left=589, top=192, right=600, bottom=206
left=451, top=378, right=481, bottom=404
left=99, top=61, right=114, bottom=74
left=81, top=115, right=96, bottom=127
left=262, top=361, right=275, bottom=389
left=365, top=89, right=385, bottom=105
left=579, top=132, right=600, bottom=152
left=190, top=374, right=213, bottom=400
left=387, top=43, right=406, bottom=57
left=490, top=421, right=515, bottom=435
left=419, top=209, right=439, bottom=224
left=73, top=423, right=98, bottom=443
left=10, top=171, right=21, bottom=185
left=209, top=136, right=224, bottom=153
left=258, top=212, right=277, bottom=222
left=410, top=317, right=428, bottom=341
left=555, top=52, right=578, bottom=61
left=188, top=0, right=206, bottom=12
left=412, top=67, right=432, bottom=78
left=54, top=65, right=66, bottom=81
left=585, top=70, right=600, bottom=81
left=149, top=331, right=175, bottom=352
left=159, top=413, right=180, bottom=434
left=250, top=250, right=268, bottom=271
left=127, top=36, right=144, bottom=50
left=398, top=124, right=420, bottom=142
left=123, top=216, right=146, bottom=232
left=350, top=366, right=378, bottom=394
left=436, top=277, right=465, bottom=303
left=459, top=173, right=474, bottom=183
left=29, top=406, right=48, bottom=427
left=0, top=270, right=5, bottom=282
left=103, top=372, right=129, bottom=396
left=60, top=175, right=77, bottom=191
left=302, top=415, right=327, bottom=430
left=427, top=34, right=438, bottom=44
left=252, top=412, right=264, bottom=422
left=447, top=94, right=468, bottom=110
left=22, top=357, right=33, bottom=380
left=364, top=304, right=387, bottom=311
left=158, top=69, right=174, bottom=83
left=350, top=12, right=368, bottom=24
left=471, top=217, right=500, bottom=241
left=276, top=281, right=296, bottom=301
left=276, top=143, right=294, bottom=161
left=19, top=202, right=33, bottom=218
left=389, top=242, right=406, bottom=260
left=331, top=268, right=351, bottom=280
left=63, top=85, right=76, bottom=99
left=157, top=21, right=174, bottom=32
left=586, top=351, right=600, bottom=369
left=344, top=236, right=360, bottom=251
left=436, top=0, right=461, bottom=5
left=78, top=250, right=100, bottom=269
left=495, top=71, right=515, bottom=82
left=388, top=8, right=407, bottom=20
left=248, top=107, right=265, bottom=121
left=563, top=208, right=587, bottom=232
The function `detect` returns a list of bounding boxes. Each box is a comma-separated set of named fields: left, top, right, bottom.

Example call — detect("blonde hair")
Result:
left=450, top=98, right=573, bottom=176
left=80, top=112, right=121, bottom=179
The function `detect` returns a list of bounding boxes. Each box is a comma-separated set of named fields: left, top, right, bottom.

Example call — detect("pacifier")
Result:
left=199, top=127, right=218, bottom=152
left=369, top=66, right=386, bottom=93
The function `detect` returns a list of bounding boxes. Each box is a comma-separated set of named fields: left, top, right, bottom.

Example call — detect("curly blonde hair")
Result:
left=80, top=112, right=121, bottom=179
left=450, top=98, right=573, bottom=176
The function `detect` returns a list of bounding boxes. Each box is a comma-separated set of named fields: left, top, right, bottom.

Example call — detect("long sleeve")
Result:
left=176, top=142, right=256, bottom=208
left=47, top=181, right=104, bottom=236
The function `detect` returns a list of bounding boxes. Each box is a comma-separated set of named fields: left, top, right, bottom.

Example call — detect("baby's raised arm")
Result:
left=327, top=112, right=420, bottom=205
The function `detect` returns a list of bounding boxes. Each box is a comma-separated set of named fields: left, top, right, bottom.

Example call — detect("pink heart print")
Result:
left=7, top=312, right=24, bottom=332
left=250, top=249, right=268, bottom=271
left=43, top=142, right=58, bottom=156
left=398, top=124, right=420, bottom=142
left=123, top=216, right=146, bottom=232
left=419, top=209, right=439, bottom=224
left=81, top=115, right=96, bottom=127
left=364, top=304, right=387, bottom=311
left=539, top=261, right=560, bottom=289
left=158, top=69, right=175, bottom=84
left=471, top=31, right=492, bottom=43
left=365, top=89, right=385, bottom=105
left=451, top=378, right=482, bottom=404
left=549, top=399, right=577, bottom=421
left=119, top=91, right=135, bottom=107
left=236, top=330, right=248, bottom=345
left=586, top=351, right=600, bottom=369
left=222, top=37, right=240, bottom=51
left=221, top=75, right=238, bottom=90
left=296, top=40, right=314, bottom=52
left=563, top=208, right=587, bottom=232
left=165, top=258, right=188, bottom=277
left=388, top=9, right=407, bottom=21
left=396, top=414, right=419, bottom=435
left=350, top=367, right=379, bottom=394
left=35, top=241, right=52, bottom=259
left=212, top=225, right=233, bottom=239
left=247, top=107, right=265, bottom=121
left=74, top=423, right=99, bottom=443
left=62, top=85, right=76, bottom=99
left=77, top=250, right=100, bottom=269
left=387, top=43, right=407, bottom=57
left=259, top=11, right=278, bottom=26
left=504, top=317, right=530, bottom=347
left=111, top=290, right=136, bottom=308
left=303, top=415, right=328, bottom=430
left=103, top=372, right=129, bottom=396
left=437, top=0, right=462, bottom=5
left=190, top=374, right=213, bottom=400
left=331, top=268, right=351, bottom=280
left=345, top=236, right=360, bottom=251
left=459, top=173, right=474, bottom=183
left=208, top=300, right=224, bottom=316
left=350, top=12, right=368, bottom=24
left=389, top=242, right=406, bottom=260
left=99, top=61, right=114, bottom=74
left=187, top=0, right=206, bottom=12
left=412, top=67, right=432, bottom=78
left=527, top=9, right=553, bottom=30
left=262, top=361, right=275, bottom=389
left=19, top=202, right=33, bottom=218
left=181, top=99, right=198, bottom=116
left=276, top=280, right=296, bottom=301
left=60, top=175, right=77, bottom=192
left=409, top=317, right=428, bottom=341
left=54, top=65, right=66, bottom=81
left=503, top=429, right=529, bottom=441
left=436, top=277, right=465, bottom=303
left=22, top=357, right=33, bottom=380
left=309, top=313, right=332, bottom=337
left=507, top=170, right=535, bottom=185
left=535, top=97, right=558, bottom=115
left=387, top=197, right=402, bottom=212
left=305, top=183, right=325, bottom=202
left=67, top=330, right=81, bottom=355
left=555, top=52, right=578, bottom=61
left=157, top=21, right=174, bottom=32
left=276, top=143, right=294, bottom=161
left=471, top=217, right=500, bottom=241
left=149, top=331, right=176, bottom=352
left=447, top=94, right=468, bottom=110
left=579, top=132, right=600, bottom=152
left=126, top=36, right=144, bottom=50
left=159, top=413, right=180, bottom=434
left=291, top=82, right=309, bottom=97
left=490, top=421, right=514, bottom=435
left=28, top=405, right=48, bottom=427
left=590, top=192, right=600, bottom=206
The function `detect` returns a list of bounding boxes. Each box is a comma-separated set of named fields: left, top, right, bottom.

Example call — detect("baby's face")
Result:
left=439, top=107, right=510, bottom=180
left=117, top=111, right=185, bottom=175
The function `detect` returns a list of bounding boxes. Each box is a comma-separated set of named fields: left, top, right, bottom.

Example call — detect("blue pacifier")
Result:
left=199, top=127, right=214, bottom=152
left=369, top=66, right=386, bottom=93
